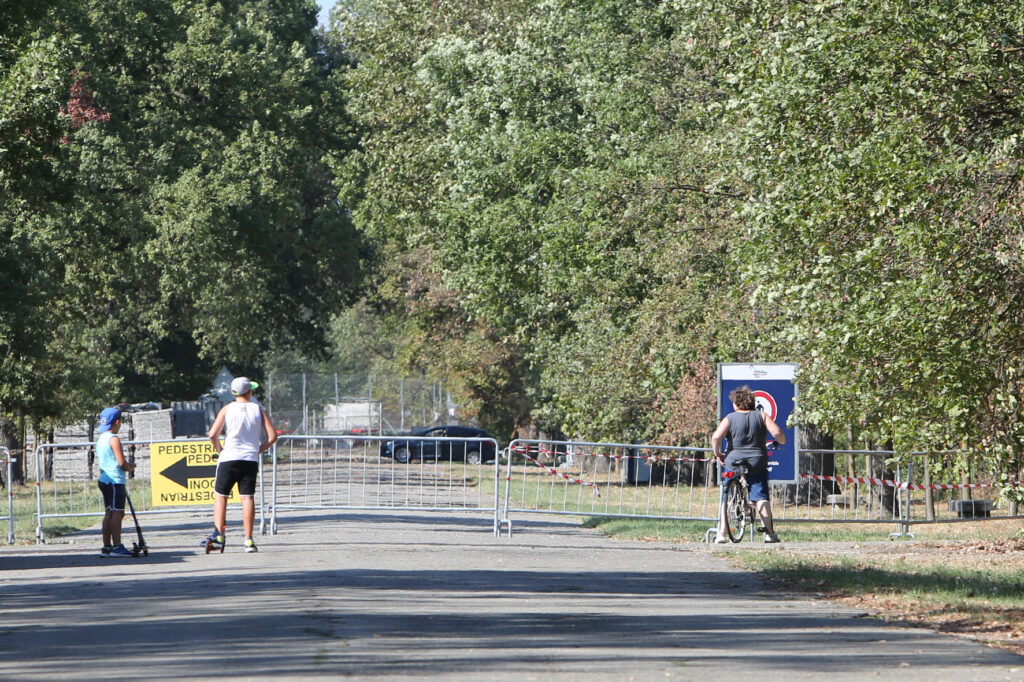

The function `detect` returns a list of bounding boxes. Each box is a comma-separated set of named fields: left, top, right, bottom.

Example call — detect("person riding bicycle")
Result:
left=711, top=385, right=786, bottom=543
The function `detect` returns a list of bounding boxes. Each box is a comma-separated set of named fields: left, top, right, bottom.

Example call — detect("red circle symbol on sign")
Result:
left=752, top=390, right=777, bottom=421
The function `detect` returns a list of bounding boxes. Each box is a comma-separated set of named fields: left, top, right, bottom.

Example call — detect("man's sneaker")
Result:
left=244, top=538, right=258, bottom=553
left=100, top=545, right=113, bottom=557
left=201, top=529, right=225, bottom=549
left=713, top=534, right=729, bottom=544
left=763, top=532, right=781, bottom=544
left=109, top=544, right=134, bottom=557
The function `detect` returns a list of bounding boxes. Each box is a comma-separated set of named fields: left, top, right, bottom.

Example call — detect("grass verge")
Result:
left=584, top=514, right=1024, bottom=656
left=581, top=517, right=898, bottom=543
left=730, top=542, right=1024, bottom=656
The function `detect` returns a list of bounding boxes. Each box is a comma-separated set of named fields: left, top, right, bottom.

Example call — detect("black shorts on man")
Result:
left=214, top=460, right=259, bottom=497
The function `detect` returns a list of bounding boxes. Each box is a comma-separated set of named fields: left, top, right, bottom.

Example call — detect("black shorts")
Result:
left=98, top=481, right=126, bottom=511
left=214, top=460, right=260, bottom=497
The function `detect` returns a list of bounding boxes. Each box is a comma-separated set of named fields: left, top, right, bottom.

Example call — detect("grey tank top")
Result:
left=725, top=410, right=768, bottom=458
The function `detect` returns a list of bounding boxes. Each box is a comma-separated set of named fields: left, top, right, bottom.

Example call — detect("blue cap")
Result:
left=97, top=407, right=122, bottom=433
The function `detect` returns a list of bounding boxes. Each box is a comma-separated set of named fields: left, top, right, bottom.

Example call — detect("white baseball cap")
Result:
left=230, top=377, right=260, bottom=395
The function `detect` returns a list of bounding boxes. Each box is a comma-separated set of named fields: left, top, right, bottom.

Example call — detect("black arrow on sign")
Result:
left=159, top=457, right=217, bottom=488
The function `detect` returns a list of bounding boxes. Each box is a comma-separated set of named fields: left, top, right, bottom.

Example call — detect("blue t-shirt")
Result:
left=96, top=431, right=127, bottom=484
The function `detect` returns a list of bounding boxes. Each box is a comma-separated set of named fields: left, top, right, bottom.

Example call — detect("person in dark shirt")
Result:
left=711, top=386, right=786, bottom=543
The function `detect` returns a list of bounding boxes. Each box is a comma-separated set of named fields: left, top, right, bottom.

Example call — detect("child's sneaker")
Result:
left=109, top=543, right=134, bottom=557
left=201, top=529, right=225, bottom=549
left=100, top=545, right=113, bottom=557
left=763, top=532, right=781, bottom=544
left=244, top=538, right=258, bottom=553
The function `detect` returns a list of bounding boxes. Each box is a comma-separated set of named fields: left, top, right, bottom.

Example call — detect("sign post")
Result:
left=150, top=440, right=238, bottom=506
left=718, top=363, right=799, bottom=483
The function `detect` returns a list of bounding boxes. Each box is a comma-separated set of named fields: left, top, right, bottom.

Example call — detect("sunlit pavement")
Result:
left=0, top=510, right=1019, bottom=681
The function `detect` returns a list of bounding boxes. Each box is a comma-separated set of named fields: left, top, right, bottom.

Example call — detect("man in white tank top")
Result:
left=204, top=376, right=277, bottom=552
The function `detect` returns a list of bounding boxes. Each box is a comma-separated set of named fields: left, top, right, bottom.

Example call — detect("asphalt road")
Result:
left=0, top=510, right=1020, bottom=681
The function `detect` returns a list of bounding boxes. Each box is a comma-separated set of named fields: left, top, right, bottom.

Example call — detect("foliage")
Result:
left=337, top=0, right=762, bottom=440
left=333, top=0, right=1024, bottom=492
left=0, top=2, right=115, bottom=426
left=7, top=0, right=1024, bottom=487
left=2, top=0, right=363, bottom=433
left=688, top=1, right=1024, bottom=475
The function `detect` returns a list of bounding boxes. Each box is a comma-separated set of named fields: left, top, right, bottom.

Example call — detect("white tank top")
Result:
left=218, top=401, right=263, bottom=462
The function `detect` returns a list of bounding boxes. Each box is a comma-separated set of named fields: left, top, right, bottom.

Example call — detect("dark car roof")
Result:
left=408, top=425, right=490, bottom=437
left=444, top=425, right=488, bottom=437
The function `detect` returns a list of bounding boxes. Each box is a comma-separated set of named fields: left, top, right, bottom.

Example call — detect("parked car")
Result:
left=379, top=425, right=498, bottom=464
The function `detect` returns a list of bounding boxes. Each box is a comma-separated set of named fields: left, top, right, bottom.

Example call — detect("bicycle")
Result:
left=721, top=462, right=755, bottom=542
left=720, top=442, right=778, bottom=543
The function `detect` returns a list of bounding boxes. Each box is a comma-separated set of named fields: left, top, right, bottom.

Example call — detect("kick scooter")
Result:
left=125, top=493, right=149, bottom=557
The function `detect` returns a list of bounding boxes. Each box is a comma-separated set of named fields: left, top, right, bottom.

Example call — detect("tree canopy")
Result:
left=1, top=0, right=361, bottom=432
left=4, top=0, right=1024, bottom=490
left=335, top=0, right=1024, bottom=485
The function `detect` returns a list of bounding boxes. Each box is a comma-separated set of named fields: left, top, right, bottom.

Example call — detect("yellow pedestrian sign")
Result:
left=150, top=441, right=238, bottom=506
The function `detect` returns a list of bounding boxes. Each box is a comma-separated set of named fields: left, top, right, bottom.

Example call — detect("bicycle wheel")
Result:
left=724, top=478, right=748, bottom=542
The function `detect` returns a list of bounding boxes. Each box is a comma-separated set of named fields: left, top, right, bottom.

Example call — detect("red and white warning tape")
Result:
left=801, top=473, right=1024, bottom=491
left=902, top=481, right=1024, bottom=491
left=509, top=447, right=1022, bottom=492
left=510, top=446, right=601, bottom=497
left=801, top=473, right=901, bottom=488
left=514, top=445, right=710, bottom=464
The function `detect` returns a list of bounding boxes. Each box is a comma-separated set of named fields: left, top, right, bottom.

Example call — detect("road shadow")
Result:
left=0, top=564, right=1018, bottom=677
left=0, top=549, right=191, bottom=570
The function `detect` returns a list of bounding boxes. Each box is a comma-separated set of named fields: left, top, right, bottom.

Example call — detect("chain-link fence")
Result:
left=264, top=373, right=454, bottom=438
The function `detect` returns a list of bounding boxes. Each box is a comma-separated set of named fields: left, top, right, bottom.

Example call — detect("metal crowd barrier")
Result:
left=788, top=449, right=1024, bottom=536
left=500, top=439, right=719, bottom=535
left=499, top=442, right=1024, bottom=539
left=2, top=447, right=14, bottom=544
left=774, top=449, right=902, bottom=526
left=894, top=450, right=1024, bottom=537
left=268, top=434, right=502, bottom=534
left=31, top=438, right=267, bottom=544
left=17, top=435, right=1024, bottom=545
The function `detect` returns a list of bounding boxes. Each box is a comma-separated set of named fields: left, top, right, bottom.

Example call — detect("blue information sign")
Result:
left=718, top=363, right=799, bottom=483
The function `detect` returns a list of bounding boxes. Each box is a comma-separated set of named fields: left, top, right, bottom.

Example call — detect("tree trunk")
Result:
left=923, top=455, right=935, bottom=520
left=867, top=442, right=895, bottom=515
left=45, top=428, right=55, bottom=481
left=846, top=426, right=858, bottom=512
left=0, top=414, right=25, bottom=485
left=783, top=424, right=835, bottom=505
left=1013, top=460, right=1022, bottom=516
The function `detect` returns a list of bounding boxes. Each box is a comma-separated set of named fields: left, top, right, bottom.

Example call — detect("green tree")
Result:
left=0, top=0, right=362, bottom=480
left=44, top=0, right=362, bottom=404
left=691, top=1, right=1024, bottom=481
left=0, top=2, right=118, bottom=480
left=338, top=0, right=761, bottom=440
